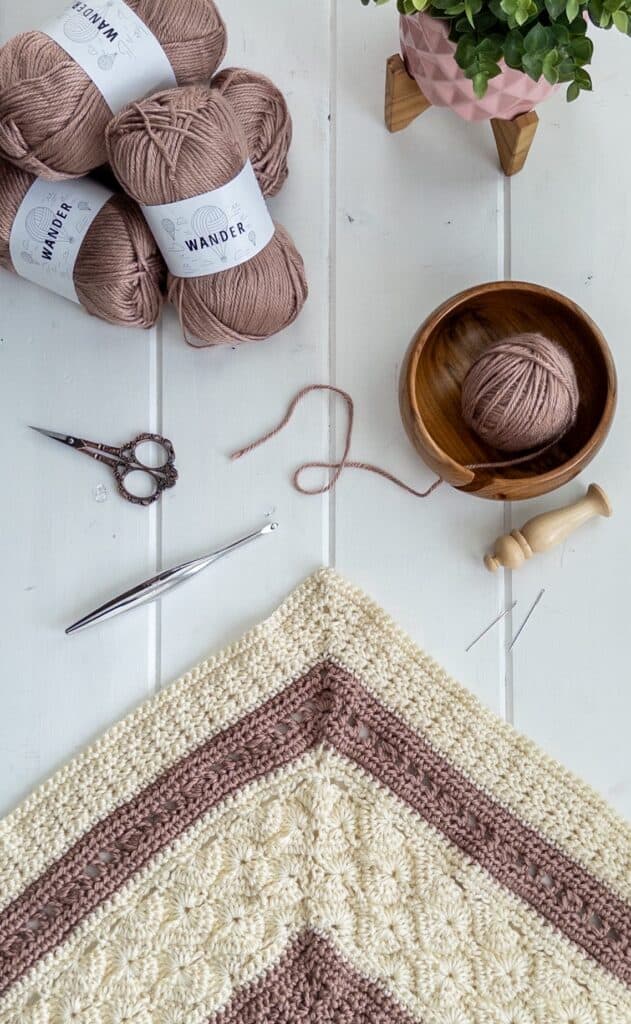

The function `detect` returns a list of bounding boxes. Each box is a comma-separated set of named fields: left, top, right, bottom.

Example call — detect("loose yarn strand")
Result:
left=230, top=384, right=444, bottom=498
left=230, top=372, right=575, bottom=500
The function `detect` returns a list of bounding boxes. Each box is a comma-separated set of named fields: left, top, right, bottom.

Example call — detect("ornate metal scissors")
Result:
left=30, top=427, right=178, bottom=507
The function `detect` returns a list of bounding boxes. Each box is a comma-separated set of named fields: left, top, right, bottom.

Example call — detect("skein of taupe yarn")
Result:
left=106, top=86, right=308, bottom=347
left=213, top=68, right=292, bottom=198
left=461, top=334, right=579, bottom=452
left=0, top=157, right=165, bottom=328
left=0, top=0, right=227, bottom=181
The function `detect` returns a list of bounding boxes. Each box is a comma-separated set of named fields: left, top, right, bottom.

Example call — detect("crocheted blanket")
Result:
left=1, top=571, right=630, bottom=1024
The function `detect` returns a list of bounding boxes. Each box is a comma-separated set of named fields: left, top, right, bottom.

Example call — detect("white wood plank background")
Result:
left=1, top=0, right=629, bottom=820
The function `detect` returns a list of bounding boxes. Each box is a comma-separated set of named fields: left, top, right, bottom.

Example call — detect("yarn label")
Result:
left=10, top=177, right=113, bottom=303
left=41, top=0, right=177, bottom=115
left=140, top=161, right=276, bottom=278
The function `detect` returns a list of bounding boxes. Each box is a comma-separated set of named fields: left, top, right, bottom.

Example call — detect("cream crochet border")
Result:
left=1, top=569, right=629, bottom=918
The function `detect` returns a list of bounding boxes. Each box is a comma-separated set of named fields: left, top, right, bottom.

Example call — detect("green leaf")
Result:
left=542, top=47, right=561, bottom=80
left=463, top=0, right=484, bottom=24
left=543, top=64, right=561, bottom=82
left=524, top=21, right=550, bottom=49
left=551, top=22, right=569, bottom=43
left=523, top=51, right=544, bottom=76
left=489, top=0, right=511, bottom=18
left=477, top=56, right=500, bottom=73
left=477, top=35, right=503, bottom=54
left=500, top=0, right=536, bottom=22
left=472, top=71, right=489, bottom=95
left=566, top=0, right=580, bottom=19
left=570, top=34, right=594, bottom=60
left=567, top=79, right=581, bottom=98
left=613, top=8, right=629, bottom=28
left=455, top=35, right=477, bottom=66
left=504, top=27, right=526, bottom=63
left=575, top=66, right=593, bottom=86
left=545, top=0, right=567, bottom=17
left=557, top=57, right=578, bottom=78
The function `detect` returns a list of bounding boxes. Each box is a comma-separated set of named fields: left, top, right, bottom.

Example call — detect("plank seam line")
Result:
left=327, top=0, right=338, bottom=571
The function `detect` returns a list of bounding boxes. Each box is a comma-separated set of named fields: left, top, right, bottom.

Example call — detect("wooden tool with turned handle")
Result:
left=485, top=484, right=612, bottom=572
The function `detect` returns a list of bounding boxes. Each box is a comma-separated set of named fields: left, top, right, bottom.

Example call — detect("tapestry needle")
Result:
left=509, top=589, right=546, bottom=652
left=466, top=601, right=517, bottom=653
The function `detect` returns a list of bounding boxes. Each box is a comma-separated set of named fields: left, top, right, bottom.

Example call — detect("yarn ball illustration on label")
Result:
left=26, top=207, right=56, bottom=244
left=42, top=0, right=177, bottom=116
left=98, top=53, right=117, bottom=71
left=63, top=15, right=99, bottom=44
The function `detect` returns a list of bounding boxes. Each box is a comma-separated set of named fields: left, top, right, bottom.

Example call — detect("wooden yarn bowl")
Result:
left=400, top=282, right=617, bottom=500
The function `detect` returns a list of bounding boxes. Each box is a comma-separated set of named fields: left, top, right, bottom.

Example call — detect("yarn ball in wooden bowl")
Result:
left=400, top=281, right=617, bottom=501
left=461, top=333, right=579, bottom=453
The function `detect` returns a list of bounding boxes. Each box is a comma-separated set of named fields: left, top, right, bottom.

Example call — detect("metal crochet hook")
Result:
left=66, top=522, right=279, bottom=635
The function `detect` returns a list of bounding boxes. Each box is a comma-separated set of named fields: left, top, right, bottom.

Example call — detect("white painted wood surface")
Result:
left=0, top=0, right=629, bottom=821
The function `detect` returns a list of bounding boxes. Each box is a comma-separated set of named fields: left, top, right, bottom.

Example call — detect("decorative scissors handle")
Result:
left=113, top=433, right=178, bottom=507
left=30, top=426, right=179, bottom=508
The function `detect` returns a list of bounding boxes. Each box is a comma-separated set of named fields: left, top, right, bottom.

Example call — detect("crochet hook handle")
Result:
left=65, top=522, right=279, bottom=635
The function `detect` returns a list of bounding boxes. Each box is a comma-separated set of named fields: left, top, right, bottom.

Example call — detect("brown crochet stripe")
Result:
left=0, top=661, right=629, bottom=998
left=209, top=929, right=419, bottom=1023
left=0, top=662, right=334, bottom=997
left=329, top=676, right=631, bottom=987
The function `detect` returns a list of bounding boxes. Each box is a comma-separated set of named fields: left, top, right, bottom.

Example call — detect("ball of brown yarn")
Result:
left=212, top=68, right=292, bottom=198
left=0, top=0, right=227, bottom=181
left=461, top=333, right=579, bottom=452
left=0, top=157, right=165, bottom=329
left=106, top=86, right=308, bottom=347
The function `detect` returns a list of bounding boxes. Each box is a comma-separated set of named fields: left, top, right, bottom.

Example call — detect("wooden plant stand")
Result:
left=385, top=54, right=539, bottom=177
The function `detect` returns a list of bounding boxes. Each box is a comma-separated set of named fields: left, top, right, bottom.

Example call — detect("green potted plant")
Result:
left=366, top=0, right=629, bottom=120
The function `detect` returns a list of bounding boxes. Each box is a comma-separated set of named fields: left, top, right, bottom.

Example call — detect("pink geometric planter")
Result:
left=400, top=12, right=558, bottom=122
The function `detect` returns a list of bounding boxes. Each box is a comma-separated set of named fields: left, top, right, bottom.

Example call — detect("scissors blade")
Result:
left=29, top=426, right=82, bottom=448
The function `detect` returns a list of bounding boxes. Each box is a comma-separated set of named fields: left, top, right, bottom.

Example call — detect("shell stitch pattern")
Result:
left=0, top=571, right=630, bottom=1023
